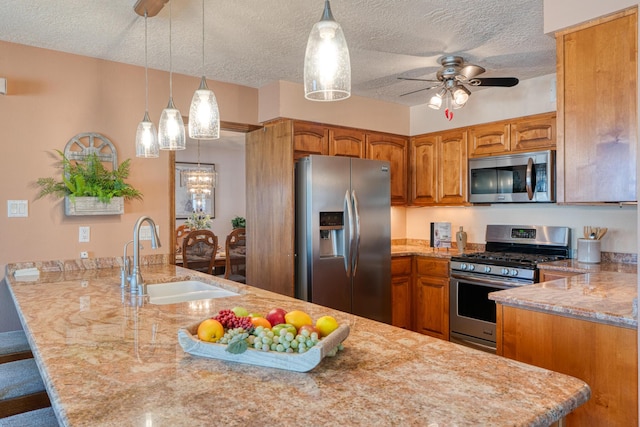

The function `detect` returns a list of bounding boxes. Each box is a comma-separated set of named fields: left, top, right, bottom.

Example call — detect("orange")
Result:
left=315, top=315, right=339, bottom=337
left=250, top=316, right=271, bottom=329
left=197, top=318, right=224, bottom=342
left=284, top=310, right=313, bottom=330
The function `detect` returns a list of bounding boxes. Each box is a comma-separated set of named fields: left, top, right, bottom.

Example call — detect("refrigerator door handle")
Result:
left=344, top=190, right=353, bottom=278
left=351, top=190, right=361, bottom=276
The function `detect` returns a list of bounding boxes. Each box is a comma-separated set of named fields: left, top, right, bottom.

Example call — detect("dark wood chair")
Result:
left=175, top=224, right=191, bottom=254
left=182, top=230, right=218, bottom=274
left=224, top=228, right=246, bottom=283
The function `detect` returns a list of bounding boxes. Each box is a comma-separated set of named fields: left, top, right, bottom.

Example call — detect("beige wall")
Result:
left=0, top=41, right=259, bottom=275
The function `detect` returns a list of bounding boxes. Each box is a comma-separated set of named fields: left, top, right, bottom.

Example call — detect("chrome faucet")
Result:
left=127, top=216, right=161, bottom=296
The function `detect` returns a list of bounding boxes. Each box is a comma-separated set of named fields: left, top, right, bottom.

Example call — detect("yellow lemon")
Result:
left=284, top=310, right=313, bottom=330
left=315, top=315, right=339, bottom=337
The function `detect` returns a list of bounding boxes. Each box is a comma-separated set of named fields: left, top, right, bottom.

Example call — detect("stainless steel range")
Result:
left=449, top=224, right=570, bottom=353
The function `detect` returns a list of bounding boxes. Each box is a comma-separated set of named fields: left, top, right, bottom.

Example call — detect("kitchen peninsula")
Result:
left=6, top=259, right=589, bottom=426
left=490, top=264, right=638, bottom=426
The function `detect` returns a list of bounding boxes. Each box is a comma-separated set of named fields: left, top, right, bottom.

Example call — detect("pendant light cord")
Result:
left=169, top=0, right=173, bottom=98
left=144, top=11, right=149, bottom=113
left=197, top=140, right=201, bottom=167
left=201, top=0, right=205, bottom=75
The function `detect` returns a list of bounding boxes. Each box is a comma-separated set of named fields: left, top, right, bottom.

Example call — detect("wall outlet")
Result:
left=80, top=251, right=89, bottom=259
left=79, top=226, right=90, bottom=242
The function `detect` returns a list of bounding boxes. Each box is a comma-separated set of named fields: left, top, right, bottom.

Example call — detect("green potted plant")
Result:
left=231, top=216, right=246, bottom=229
left=36, top=150, right=142, bottom=216
left=185, top=211, right=212, bottom=230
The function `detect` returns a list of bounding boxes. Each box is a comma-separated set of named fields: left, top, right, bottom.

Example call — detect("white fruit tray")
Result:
left=178, top=322, right=350, bottom=373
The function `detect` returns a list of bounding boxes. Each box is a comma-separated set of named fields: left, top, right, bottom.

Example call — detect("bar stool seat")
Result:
left=0, top=331, right=31, bottom=364
left=0, top=358, right=50, bottom=419
left=0, top=407, right=59, bottom=427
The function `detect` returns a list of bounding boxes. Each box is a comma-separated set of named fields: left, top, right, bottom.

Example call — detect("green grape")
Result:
left=273, top=336, right=280, bottom=344
left=291, top=340, right=299, bottom=349
left=297, top=335, right=305, bottom=343
left=306, top=339, right=314, bottom=348
left=279, top=328, right=288, bottom=337
left=266, top=331, right=274, bottom=339
left=301, top=329, right=310, bottom=338
left=270, top=343, right=277, bottom=351
left=310, top=332, right=319, bottom=341
left=298, top=346, right=307, bottom=353
left=282, top=340, right=291, bottom=350
left=286, top=348, right=294, bottom=353
left=261, top=344, right=270, bottom=352
left=285, top=332, right=294, bottom=342
left=276, top=344, right=285, bottom=352
left=254, top=341, right=262, bottom=349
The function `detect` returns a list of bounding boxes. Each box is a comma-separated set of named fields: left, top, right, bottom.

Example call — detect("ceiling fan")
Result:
left=398, top=56, right=519, bottom=120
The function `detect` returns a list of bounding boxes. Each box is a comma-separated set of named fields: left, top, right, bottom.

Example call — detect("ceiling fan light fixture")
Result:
left=452, top=85, right=471, bottom=108
left=188, top=0, right=220, bottom=140
left=427, top=87, right=447, bottom=110
left=304, top=0, right=351, bottom=101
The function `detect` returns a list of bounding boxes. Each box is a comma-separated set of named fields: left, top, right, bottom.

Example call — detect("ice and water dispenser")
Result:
left=319, top=212, right=345, bottom=258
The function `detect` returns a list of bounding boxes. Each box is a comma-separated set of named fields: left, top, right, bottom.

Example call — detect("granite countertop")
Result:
left=6, top=260, right=590, bottom=426
left=490, top=265, right=638, bottom=329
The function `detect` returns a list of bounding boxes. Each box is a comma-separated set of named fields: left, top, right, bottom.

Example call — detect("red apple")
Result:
left=266, top=308, right=287, bottom=327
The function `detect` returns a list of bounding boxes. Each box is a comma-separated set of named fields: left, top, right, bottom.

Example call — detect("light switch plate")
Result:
left=139, top=225, right=160, bottom=241
left=7, top=200, right=28, bottom=217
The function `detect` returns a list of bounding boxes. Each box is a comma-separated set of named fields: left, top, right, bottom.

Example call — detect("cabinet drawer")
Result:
left=415, top=257, right=449, bottom=277
left=391, top=256, right=412, bottom=276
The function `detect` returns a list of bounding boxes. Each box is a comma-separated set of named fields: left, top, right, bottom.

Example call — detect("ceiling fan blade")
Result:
left=468, top=77, right=519, bottom=87
left=397, top=77, right=439, bottom=83
left=399, top=85, right=440, bottom=97
left=458, top=64, right=485, bottom=79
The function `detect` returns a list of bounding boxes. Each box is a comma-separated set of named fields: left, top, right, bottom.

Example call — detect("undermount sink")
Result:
left=147, top=280, right=239, bottom=305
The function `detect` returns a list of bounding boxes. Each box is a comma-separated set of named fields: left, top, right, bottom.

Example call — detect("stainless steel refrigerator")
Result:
left=295, top=155, right=391, bottom=324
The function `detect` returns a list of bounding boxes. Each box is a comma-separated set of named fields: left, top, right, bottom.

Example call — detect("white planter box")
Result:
left=64, top=196, right=124, bottom=216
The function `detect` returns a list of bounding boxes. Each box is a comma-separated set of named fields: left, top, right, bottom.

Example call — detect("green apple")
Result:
left=272, top=323, right=297, bottom=337
left=248, top=312, right=264, bottom=318
left=232, top=306, right=249, bottom=317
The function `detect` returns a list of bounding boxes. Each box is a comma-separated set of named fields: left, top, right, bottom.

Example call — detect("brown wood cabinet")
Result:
left=468, top=112, right=556, bottom=158
left=246, top=120, right=296, bottom=296
left=497, top=304, right=638, bottom=426
left=329, top=127, right=365, bottom=158
left=391, top=256, right=412, bottom=330
left=365, top=132, right=409, bottom=205
left=539, top=269, right=581, bottom=282
left=293, top=121, right=328, bottom=160
left=413, top=257, right=449, bottom=340
left=410, top=129, right=467, bottom=205
left=556, top=8, right=637, bottom=203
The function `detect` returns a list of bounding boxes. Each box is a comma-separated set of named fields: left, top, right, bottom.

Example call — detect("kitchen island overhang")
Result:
left=6, top=259, right=590, bottom=426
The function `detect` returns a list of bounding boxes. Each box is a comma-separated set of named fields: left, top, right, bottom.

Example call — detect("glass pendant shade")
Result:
left=135, top=112, right=159, bottom=157
left=304, top=0, right=351, bottom=101
left=158, top=98, right=186, bottom=150
left=183, top=168, right=217, bottom=195
left=188, top=77, right=220, bottom=139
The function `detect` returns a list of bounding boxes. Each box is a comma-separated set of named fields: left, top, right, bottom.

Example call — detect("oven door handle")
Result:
left=451, top=273, right=525, bottom=288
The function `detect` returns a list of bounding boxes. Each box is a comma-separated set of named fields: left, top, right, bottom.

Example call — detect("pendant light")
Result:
left=303, top=0, right=351, bottom=101
left=135, top=11, right=159, bottom=158
left=158, top=0, right=185, bottom=150
left=188, top=0, right=220, bottom=140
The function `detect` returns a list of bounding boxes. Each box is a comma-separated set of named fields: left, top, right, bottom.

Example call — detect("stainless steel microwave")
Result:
left=468, top=150, right=555, bottom=203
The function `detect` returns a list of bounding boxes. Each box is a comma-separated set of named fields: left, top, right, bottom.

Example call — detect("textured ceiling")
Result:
left=0, top=0, right=556, bottom=106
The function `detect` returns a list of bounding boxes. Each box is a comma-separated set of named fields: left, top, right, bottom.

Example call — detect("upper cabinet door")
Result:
left=510, top=113, right=556, bottom=153
left=410, top=130, right=467, bottom=206
left=293, top=122, right=328, bottom=160
left=468, top=122, right=510, bottom=157
left=328, top=127, right=365, bottom=158
left=365, top=132, right=408, bottom=205
left=556, top=8, right=637, bottom=203
left=437, top=130, right=468, bottom=205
